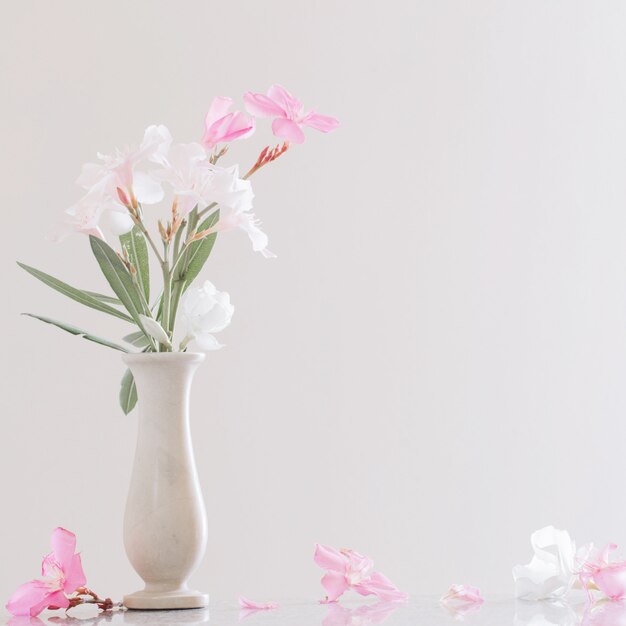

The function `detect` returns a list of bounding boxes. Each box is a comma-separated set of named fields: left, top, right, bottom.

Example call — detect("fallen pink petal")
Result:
left=6, top=528, right=86, bottom=617
left=238, top=596, right=279, bottom=610
left=441, top=584, right=485, bottom=606
left=314, top=543, right=408, bottom=604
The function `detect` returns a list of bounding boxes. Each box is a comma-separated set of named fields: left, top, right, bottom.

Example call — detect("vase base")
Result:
left=124, top=589, right=209, bottom=610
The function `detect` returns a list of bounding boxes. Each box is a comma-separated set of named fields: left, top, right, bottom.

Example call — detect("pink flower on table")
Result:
left=6, top=528, right=86, bottom=617
left=578, top=543, right=626, bottom=601
left=314, top=544, right=408, bottom=604
left=202, top=97, right=255, bottom=149
left=243, top=85, right=339, bottom=144
left=440, top=584, right=484, bottom=606
left=440, top=584, right=484, bottom=617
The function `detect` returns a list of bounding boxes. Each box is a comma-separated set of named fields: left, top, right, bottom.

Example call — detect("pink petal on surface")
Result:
left=62, top=554, right=86, bottom=594
left=6, top=581, right=67, bottom=617
left=238, top=597, right=279, bottom=610
left=272, top=118, right=305, bottom=144
left=321, top=571, right=350, bottom=603
left=594, top=563, right=626, bottom=600
left=243, top=92, right=286, bottom=118
left=267, top=84, right=303, bottom=117
left=50, top=528, right=76, bottom=572
left=441, top=583, right=484, bottom=605
left=314, top=544, right=348, bottom=573
left=355, top=571, right=408, bottom=603
left=302, top=112, right=341, bottom=133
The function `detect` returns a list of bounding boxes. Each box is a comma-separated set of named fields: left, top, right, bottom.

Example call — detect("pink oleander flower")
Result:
left=243, top=85, right=339, bottom=144
left=6, top=528, right=86, bottom=617
left=579, top=543, right=626, bottom=601
left=314, top=544, right=408, bottom=604
left=202, top=97, right=255, bottom=149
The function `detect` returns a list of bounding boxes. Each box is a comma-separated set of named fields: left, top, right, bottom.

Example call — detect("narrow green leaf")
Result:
left=83, top=291, right=122, bottom=305
left=123, top=331, right=150, bottom=348
left=89, top=236, right=147, bottom=333
left=120, top=226, right=150, bottom=303
left=17, top=262, right=133, bottom=323
left=180, top=210, right=220, bottom=290
left=23, top=313, right=129, bottom=352
left=119, top=368, right=137, bottom=415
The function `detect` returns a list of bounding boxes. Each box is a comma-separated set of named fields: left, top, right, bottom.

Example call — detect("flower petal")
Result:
left=267, top=84, right=303, bottom=116
left=50, top=527, right=76, bottom=573
left=243, top=92, right=286, bottom=118
left=238, top=597, right=279, bottom=610
left=321, top=571, right=349, bottom=602
left=6, top=581, right=67, bottom=617
left=272, top=118, right=305, bottom=144
left=302, top=112, right=340, bottom=133
left=354, top=571, right=408, bottom=602
left=205, top=97, right=234, bottom=127
left=194, top=332, right=224, bottom=351
left=314, top=544, right=348, bottom=573
left=63, top=554, right=86, bottom=594
left=594, top=563, right=626, bottom=600
left=133, top=171, right=164, bottom=205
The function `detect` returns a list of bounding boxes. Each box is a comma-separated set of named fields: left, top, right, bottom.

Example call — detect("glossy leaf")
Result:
left=120, top=226, right=150, bottom=303
left=180, top=210, right=219, bottom=289
left=22, top=313, right=129, bottom=352
left=89, top=235, right=147, bottom=333
left=119, top=368, right=137, bottom=415
left=123, top=330, right=150, bottom=348
left=17, top=262, right=133, bottom=323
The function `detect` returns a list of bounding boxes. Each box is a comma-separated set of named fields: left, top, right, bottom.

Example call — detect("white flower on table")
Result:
left=513, top=526, right=578, bottom=600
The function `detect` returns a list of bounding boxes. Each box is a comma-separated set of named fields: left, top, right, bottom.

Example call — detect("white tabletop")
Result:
left=0, top=596, right=609, bottom=626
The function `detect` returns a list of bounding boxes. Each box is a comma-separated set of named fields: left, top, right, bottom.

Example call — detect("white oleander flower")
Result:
left=179, top=281, right=234, bottom=350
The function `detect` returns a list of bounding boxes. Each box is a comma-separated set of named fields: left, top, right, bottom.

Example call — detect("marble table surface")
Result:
left=0, top=596, right=614, bottom=626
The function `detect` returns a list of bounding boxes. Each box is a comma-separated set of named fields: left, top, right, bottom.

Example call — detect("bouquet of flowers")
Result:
left=18, top=85, right=338, bottom=413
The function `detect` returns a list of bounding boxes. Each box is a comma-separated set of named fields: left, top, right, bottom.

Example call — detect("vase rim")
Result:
left=122, top=351, right=206, bottom=365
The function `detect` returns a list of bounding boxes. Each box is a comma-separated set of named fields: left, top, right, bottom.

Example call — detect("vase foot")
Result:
left=124, top=589, right=209, bottom=610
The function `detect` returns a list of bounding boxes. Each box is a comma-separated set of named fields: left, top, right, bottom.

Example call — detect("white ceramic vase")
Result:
left=122, top=352, right=209, bottom=610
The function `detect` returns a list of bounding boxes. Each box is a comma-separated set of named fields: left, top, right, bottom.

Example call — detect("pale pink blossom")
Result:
left=579, top=543, right=626, bottom=601
left=6, top=528, right=86, bottom=617
left=50, top=179, right=133, bottom=242
left=314, top=544, right=408, bottom=604
left=202, top=97, right=255, bottom=149
left=243, top=85, right=339, bottom=144
left=77, top=125, right=171, bottom=204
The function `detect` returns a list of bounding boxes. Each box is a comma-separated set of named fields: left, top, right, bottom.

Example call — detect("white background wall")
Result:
left=2, top=0, right=626, bottom=605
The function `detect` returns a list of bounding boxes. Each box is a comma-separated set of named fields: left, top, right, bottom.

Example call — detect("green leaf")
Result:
left=120, top=226, right=150, bottom=303
left=83, top=291, right=123, bottom=305
left=119, top=368, right=137, bottom=415
left=23, top=313, right=129, bottom=352
left=180, top=210, right=219, bottom=289
left=123, top=330, right=150, bottom=348
left=17, top=262, right=133, bottom=323
left=89, top=236, right=148, bottom=333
